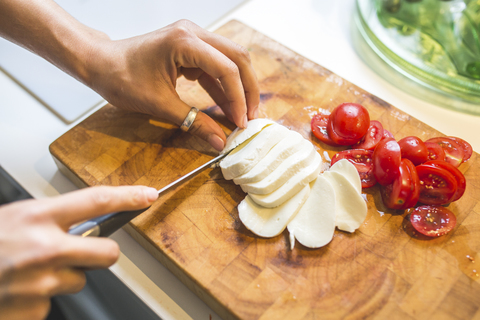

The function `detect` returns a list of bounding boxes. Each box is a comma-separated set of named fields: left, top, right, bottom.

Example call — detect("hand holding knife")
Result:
left=68, top=150, right=232, bottom=237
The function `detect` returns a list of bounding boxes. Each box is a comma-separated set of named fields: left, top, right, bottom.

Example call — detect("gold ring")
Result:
left=180, top=107, right=199, bottom=132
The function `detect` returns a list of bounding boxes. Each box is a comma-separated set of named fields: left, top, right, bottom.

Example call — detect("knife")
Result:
left=68, top=150, right=232, bottom=237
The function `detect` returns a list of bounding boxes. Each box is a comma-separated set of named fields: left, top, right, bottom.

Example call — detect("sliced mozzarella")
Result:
left=220, top=124, right=290, bottom=180
left=287, top=175, right=336, bottom=249
left=238, top=185, right=310, bottom=238
left=249, top=151, right=322, bottom=208
left=322, top=170, right=367, bottom=233
left=233, top=131, right=305, bottom=185
left=329, top=159, right=362, bottom=193
left=240, top=140, right=317, bottom=195
left=221, top=118, right=275, bottom=154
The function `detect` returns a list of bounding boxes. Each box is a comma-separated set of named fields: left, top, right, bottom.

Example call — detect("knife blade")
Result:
left=68, top=150, right=232, bottom=237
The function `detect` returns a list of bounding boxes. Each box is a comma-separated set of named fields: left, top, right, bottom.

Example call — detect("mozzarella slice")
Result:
left=287, top=175, right=336, bottom=249
left=233, top=131, right=305, bottom=185
left=221, top=118, right=275, bottom=154
left=249, top=151, right=322, bottom=208
left=240, top=140, right=317, bottom=195
left=220, top=124, right=290, bottom=180
left=238, top=185, right=310, bottom=238
left=329, top=159, right=362, bottom=193
left=322, top=170, right=367, bottom=233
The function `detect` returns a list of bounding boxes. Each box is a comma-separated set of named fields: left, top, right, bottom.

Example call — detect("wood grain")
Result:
left=50, top=20, right=480, bottom=320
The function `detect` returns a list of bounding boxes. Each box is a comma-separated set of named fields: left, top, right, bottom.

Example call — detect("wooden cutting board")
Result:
left=50, top=20, right=480, bottom=320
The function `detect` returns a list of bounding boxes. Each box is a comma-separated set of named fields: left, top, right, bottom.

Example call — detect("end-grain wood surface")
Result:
left=50, top=20, right=480, bottom=320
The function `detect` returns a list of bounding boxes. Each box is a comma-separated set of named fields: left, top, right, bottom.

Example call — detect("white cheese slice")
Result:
left=233, top=131, right=305, bottom=185
left=287, top=175, right=336, bottom=249
left=240, top=140, right=317, bottom=195
left=249, top=151, right=322, bottom=208
left=322, top=170, right=367, bottom=233
left=238, top=185, right=310, bottom=238
left=221, top=118, right=275, bottom=155
left=329, top=159, right=362, bottom=193
left=220, top=124, right=290, bottom=180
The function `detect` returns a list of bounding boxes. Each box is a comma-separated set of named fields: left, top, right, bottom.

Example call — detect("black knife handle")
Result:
left=69, top=207, right=149, bottom=237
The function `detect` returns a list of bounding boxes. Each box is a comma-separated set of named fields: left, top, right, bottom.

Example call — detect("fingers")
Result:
left=8, top=267, right=87, bottom=298
left=56, top=236, right=120, bottom=269
left=42, top=185, right=158, bottom=228
left=177, top=37, right=248, bottom=129
left=185, top=21, right=260, bottom=120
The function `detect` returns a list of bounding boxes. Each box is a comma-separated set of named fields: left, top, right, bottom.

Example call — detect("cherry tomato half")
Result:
left=372, top=138, right=401, bottom=186
left=353, top=120, right=384, bottom=150
left=425, top=137, right=465, bottom=167
left=331, top=149, right=376, bottom=188
left=381, top=159, right=419, bottom=210
left=424, top=160, right=466, bottom=202
left=327, top=103, right=370, bottom=145
left=447, top=136, right=473, bottom=163
left=410, top=205, right=456, bottom=237
left=398, top=136, right=428, bottom=165
left=311, top=113, right=339, bottom=146
left=403, top=159, right=421, bottom=209
left=425, top=142, right=446, bottom=162
left=416, top=164, right=457, bottom=205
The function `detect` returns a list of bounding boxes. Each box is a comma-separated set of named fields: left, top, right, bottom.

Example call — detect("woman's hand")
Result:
left=87, top=20, right=260, bottom=151
left=0, top=185, right=158, bottom=320
left=1, top=0, right=260, bottom=151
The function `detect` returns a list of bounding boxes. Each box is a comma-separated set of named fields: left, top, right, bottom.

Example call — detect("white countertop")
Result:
left=1, top=0, right=479, bottom=319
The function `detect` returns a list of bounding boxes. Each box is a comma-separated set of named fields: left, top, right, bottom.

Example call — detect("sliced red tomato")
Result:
left=331, top=149, right=376, bottom=188
left=424, top=160, right=466, bottom=202
left=403, top=159, right=421, bottom=208
left=353, top=120, right=384, bottom=150
left=327, top=103, right=370, bottom=146
left=447, top=136, right=473, bottom=163
left=381, top=159, right=418, bottom=210
left=416, top=164, right=457, bottom=205
left=425, top=142, right=446, bottom=161
left=311, top=113, right=339, bottom=146
left=383, top=129, right=394, bottom=139
left=372, top=138, right=401, bottom=186
left=425, top=137, right=465, bottom=167
left=398, top=136, right=428, bottom=165
left=410, top=205, right=456, bottom=237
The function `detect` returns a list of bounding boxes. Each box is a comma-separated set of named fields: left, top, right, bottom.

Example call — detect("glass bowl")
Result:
left=356, top=0, right=480, bottom=114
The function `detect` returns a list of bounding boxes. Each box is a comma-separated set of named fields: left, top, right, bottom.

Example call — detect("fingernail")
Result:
left=145, top=187, right=158, bottom=202
left=253, top=107, right=259, bottom=119
left=208, top=134, right=225, bottom=151
left=243, top=114, right=248, bottom=128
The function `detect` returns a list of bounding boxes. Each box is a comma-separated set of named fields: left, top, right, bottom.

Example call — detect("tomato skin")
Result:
left=416, top=164, right=457, bottom=205
left=425, top=142, right=446, bottom=162
left=410, top=205, right=456, bottom=237
left=425, top=137, right=465, bottom=167
left=381, top=159, right=418, bottom=210
left=331, top=149, right=376, bottom=188
left=447, top=136, right=473, bottom=163
left=398, top=136, right=428, bottom=165
left=373, top=138, right=401, bottom=186
left=311, top=113, right=339, bottom=146
left=424, top=160, right=466, bottom=202
left=353, top=120, right=384, bottom=150
left=327, top=103, right=370, bottom=145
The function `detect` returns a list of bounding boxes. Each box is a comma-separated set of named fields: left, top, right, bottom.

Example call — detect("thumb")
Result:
left=188, top=110, right=227, bottom=152
left=168, top=97, right=226, bottom=151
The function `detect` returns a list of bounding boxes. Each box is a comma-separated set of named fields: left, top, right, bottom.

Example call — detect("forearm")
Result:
left=0, top=0, right=108, bottom=85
